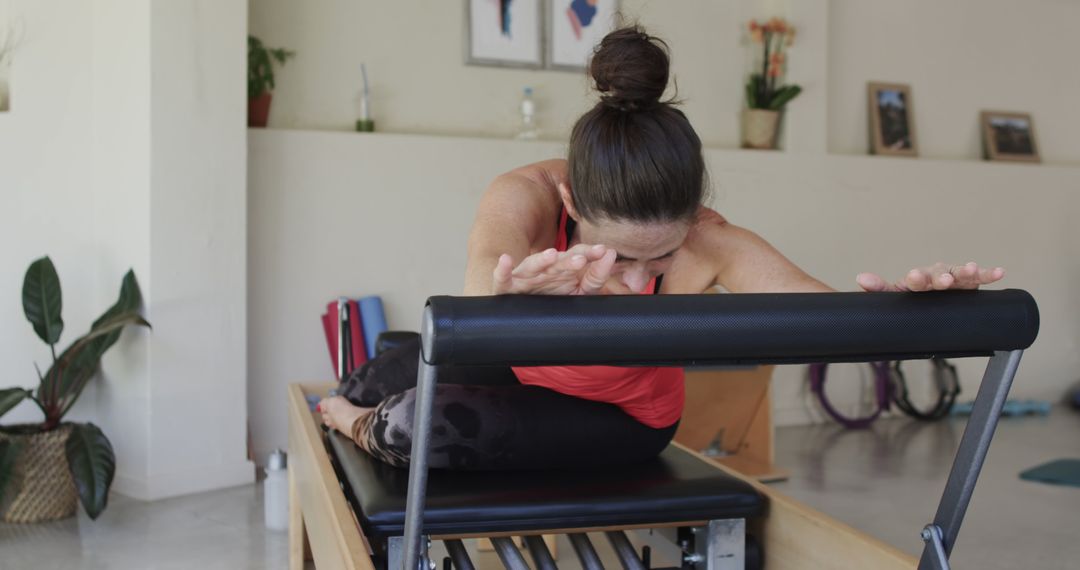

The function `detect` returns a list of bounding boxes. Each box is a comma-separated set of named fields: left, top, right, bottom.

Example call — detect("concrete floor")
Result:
left=1, top=407, right=1078, bottom=569
left=768, top=406, right=1080, bottom=569
left=0, top=483, right=290, bottom=570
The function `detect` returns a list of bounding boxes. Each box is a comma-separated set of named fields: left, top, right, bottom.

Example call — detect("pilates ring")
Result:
left=890, top=358, right=961, bottom=421
left=808, top=362, right=893, bottom=429
left=810, top=359, right=961, bottom=428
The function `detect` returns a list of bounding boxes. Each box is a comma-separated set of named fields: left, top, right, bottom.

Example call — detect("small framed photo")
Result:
left=868, top=82, right=918, bottom=157
left=980, top=111, right=1040, bottom=163
left=466, top=0, right=543, bottom=69
left=546, top=0, right=620, bottom=71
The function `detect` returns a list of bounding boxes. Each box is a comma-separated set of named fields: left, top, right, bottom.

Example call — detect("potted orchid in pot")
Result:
left=0, top=257, right=149, bottom=523
left=742, top=18, right=801, bottom=149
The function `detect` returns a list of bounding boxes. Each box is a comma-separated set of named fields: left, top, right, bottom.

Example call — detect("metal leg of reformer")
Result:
left=686, top=520, right=745, bottom=570
left=491, top=537, right=531, bottom=570
left=920, top=525, right=951, bottom=570
left=569, top=533, right=604, bottom=570
left=402, top=347, right=439, bottom=570
left=443, top=540, right=475, bottom=570
left=605, top=531, right=646, bottom=570
left=524, top=535, right=559, bottom=570
left=389, top=536, right=410, bottom=570
left=917, top=349, right=1023, bottom=570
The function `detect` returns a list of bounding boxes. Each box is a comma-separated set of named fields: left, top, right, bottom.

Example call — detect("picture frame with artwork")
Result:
left=546, top=0, right=620, bottom=71
left=980, top=111, right=1040, bottom=163
left=867, top=82, right=918, bottom=157
left=465, top=0, right=544, bottom=69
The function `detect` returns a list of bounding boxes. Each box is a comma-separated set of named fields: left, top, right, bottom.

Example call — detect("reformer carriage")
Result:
left=289, top=290, right=1038, bottom=570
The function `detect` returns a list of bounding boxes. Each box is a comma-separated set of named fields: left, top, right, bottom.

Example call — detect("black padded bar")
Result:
left=422, top=290, right=1038, bottom=366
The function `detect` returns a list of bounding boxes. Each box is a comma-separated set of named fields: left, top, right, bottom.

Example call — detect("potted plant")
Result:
left=0, top=257, right=149, bottom=523
left=248, top=35, right=295, bottom=128
left=742, top=18, right=802, bottom=149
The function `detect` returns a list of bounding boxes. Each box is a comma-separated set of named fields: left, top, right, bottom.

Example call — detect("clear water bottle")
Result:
left=264, top=449, right=289, bottom=531
left=515, top=86, right=539, bottom=140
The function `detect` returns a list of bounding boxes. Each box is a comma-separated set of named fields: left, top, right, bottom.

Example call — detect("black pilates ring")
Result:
left=890, top=358, right=961, bottom=421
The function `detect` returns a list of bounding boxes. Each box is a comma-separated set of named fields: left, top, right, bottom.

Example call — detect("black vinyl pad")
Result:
left=327, top=432, right=765, bottom=538
left=424, top=290, right=1039, bottom=367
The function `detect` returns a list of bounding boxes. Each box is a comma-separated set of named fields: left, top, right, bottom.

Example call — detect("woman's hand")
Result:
left=493, top=243, right=617, bottom=295
left=856, top=262, right=1005, bottom=292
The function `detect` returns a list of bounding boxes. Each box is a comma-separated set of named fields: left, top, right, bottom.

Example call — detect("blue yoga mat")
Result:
left=1019, top=459, right=1080, bottom=488
left=359, top=295, right=388, bottom=359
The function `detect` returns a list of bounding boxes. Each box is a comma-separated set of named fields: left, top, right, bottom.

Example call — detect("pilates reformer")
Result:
left=292, top=289, right=1038, bottom=570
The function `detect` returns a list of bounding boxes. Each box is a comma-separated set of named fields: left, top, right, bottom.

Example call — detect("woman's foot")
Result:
left=318, top=396, right=374, bottom=435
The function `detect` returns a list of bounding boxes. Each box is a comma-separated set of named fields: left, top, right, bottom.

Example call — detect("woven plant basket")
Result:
left=0, top=424, right=78, bottom=523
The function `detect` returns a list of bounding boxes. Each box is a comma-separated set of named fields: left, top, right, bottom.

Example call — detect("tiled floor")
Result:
left=2, top=406, right=1078, bottom=569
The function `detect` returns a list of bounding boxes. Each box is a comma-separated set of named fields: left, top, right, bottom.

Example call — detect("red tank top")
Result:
left=511, top=208, right=686, bottom=428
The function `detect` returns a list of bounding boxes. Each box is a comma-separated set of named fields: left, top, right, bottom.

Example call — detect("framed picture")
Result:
left=980, top=111, right=1040, bottom=163
left=466, top=0, right=543, bottom=69
left=867, top=82, right=918, bottom=157
left=547, top=0, right=620, bottom=71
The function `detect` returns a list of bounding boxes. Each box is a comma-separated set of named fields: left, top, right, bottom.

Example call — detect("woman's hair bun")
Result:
left=590, top=24, right=671, bottom=112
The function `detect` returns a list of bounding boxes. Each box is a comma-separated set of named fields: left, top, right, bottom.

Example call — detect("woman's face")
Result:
left=575, top=217, right=690, bottom=293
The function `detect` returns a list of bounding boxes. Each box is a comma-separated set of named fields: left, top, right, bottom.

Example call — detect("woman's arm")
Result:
left=463, top=173, right=552, bottom=296
left=464, top=161, right=617, bottom=296
left=698, top=217, right=1003, bottom=293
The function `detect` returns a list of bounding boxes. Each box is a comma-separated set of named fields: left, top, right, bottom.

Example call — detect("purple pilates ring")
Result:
left=809, top=362, right=892, bottom=429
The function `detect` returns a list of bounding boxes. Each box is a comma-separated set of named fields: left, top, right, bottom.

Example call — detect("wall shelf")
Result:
left=248, top=127, right=1080, bottom=175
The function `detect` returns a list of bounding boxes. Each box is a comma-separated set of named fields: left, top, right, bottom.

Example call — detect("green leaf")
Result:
left=65, top=423, right=116, bottom=520
left=0, top=439, right=25, bottom=505
left=0, top=388, right=29, bottom=420
left=22, top=257, right=63, bottom=345
left=768, top=84, right=802, bottom=110
left=47, top=311, right=151, bottom=420
left=89, top=270, right=145, bottom=356
left=39, top=270, right=148, bottom=423
left=248, top=35, right=294, bottom=99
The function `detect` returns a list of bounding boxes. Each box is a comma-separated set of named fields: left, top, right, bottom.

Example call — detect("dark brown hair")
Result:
left=568, top=24, right=707, bottom=224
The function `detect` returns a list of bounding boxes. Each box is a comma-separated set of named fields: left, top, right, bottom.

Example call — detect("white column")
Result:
left=143, top=0, right=251, bottom=499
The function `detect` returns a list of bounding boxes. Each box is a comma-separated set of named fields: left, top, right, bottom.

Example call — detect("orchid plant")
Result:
left=745, top=18, right=802, bottom=111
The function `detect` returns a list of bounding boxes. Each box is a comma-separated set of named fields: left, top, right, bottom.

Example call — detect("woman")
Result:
left=319, top=25, right=1003, bottom=470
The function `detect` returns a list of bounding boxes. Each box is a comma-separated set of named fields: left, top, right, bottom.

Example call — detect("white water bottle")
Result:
left=264, top=449, right=289, bottom=531
left=515, top=86, right=539, bottom=140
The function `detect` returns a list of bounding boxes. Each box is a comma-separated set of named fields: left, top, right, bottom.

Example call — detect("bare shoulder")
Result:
left=680, top=206, right=830, bottom=293
left=471, top=159, right=566, bottom=255
left=478, top=159, right=565, bottom=220
left=685, top=206, right=732, bottom=247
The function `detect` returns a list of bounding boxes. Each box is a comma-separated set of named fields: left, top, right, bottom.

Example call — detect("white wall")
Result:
left=1, top=0, right=102, bottom=429
left=247, top=0, right=1080, bottom=461
left=248, top=129, right=1080, bottom=461
left=143, top=0, right=251, bottom=498
left=828, top=0, right=1080, bottom=163
left=248, top=0, right=1080, bottom=164
left=90, top=0, right=153, bottom=502
left=1, top=0, right=250, bottom=501
left=247, top=0, right=777, bottom=148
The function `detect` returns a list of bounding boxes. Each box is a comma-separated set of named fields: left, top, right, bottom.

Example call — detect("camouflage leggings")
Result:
left=337, top=338, right=677, bottom=470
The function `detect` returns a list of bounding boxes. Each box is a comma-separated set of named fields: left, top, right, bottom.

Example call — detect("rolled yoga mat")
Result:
left=359, top=295, right=388, bottom=359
